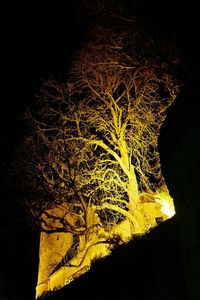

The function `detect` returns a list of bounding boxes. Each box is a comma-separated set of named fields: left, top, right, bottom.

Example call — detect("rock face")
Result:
left=44, top=217, right=188, bottom=300
left=36, top=231, right=74, bottom=297
left=36, top=194, right=175, bottom=299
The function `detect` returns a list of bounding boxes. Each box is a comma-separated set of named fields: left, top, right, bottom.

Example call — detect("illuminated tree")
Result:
left=16, top=24, right=179, bottom=296
left=24, top=26, right=175, bottom=224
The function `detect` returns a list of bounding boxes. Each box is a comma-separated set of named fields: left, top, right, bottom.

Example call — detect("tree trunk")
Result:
left=127, top=164, right=139, bottom=211
left=119, top=138, right=139, bottom=211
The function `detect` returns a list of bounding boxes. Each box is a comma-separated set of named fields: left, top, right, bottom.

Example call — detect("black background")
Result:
left=1, top=1, right=199, bottom=299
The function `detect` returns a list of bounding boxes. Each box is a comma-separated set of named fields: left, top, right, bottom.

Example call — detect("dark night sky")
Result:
left=1, top=0, right=199, bottom=147
left=2, top=1, right=85, bottom=151
left=1, top=1, right=200, bottom=299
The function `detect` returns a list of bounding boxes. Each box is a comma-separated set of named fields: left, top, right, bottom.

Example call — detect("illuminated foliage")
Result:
left=17, top=24, right=178, bottom=297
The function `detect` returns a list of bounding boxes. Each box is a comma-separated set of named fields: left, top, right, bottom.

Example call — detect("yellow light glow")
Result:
left=155, top=190, right=176, bottom=219
left=161, top=199, right=175, bottom=218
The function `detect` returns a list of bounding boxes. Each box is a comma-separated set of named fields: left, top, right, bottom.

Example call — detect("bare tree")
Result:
left=18, top=25, right=178, bottom=241
left=14, top=23, right=180, bottom=296
left=3, top=3, right=182, bottom=296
